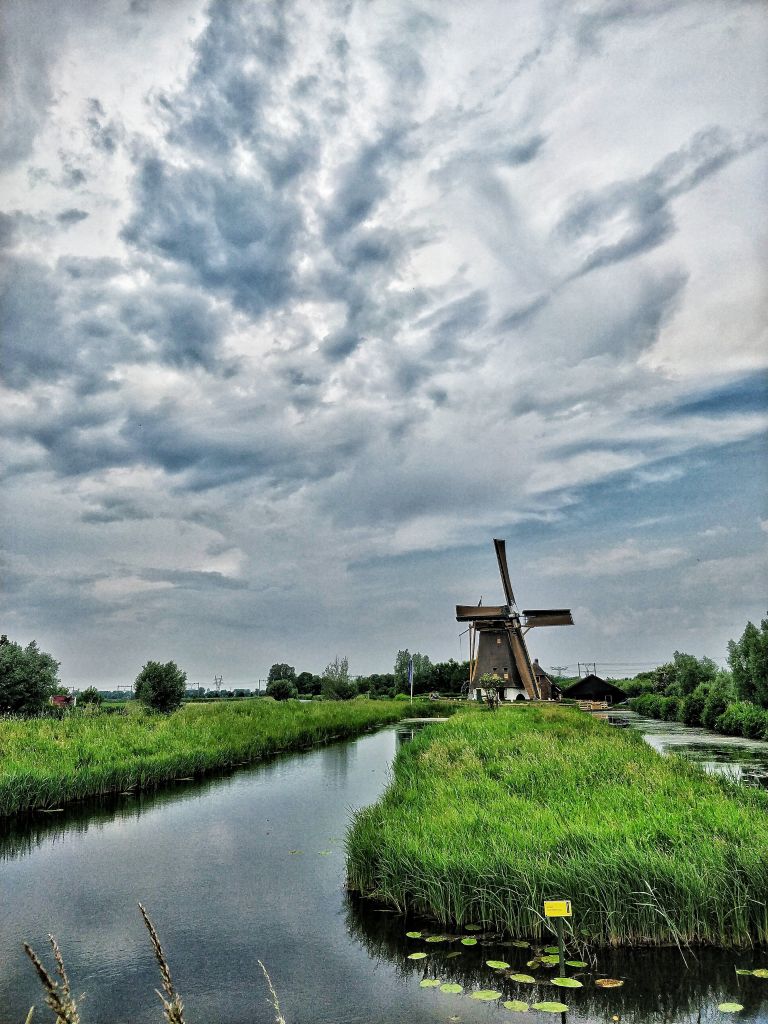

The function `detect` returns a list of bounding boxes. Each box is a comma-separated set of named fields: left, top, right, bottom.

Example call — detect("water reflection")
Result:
left=605, top=710, right=768, bottom=787
left=346, top=894, right=768, bottom=1023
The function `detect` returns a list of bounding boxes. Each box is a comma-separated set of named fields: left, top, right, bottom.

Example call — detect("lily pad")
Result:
left=540, top=954, right=560, bottom=965
left=595, top=978, right=624, bottom=988
left=407, top=952, right=428, bottom=960
left=426, top=935, right=449, bottom=943
left=735, top=969, right=753, bottom=976
left=552, top=977, right=582, bottom=988
left=464, top=924, right=482, bottom=931
left=503, top=1000, right=529, bottom=1012
left=461, top=937, right=478, bottom=946
left=445, top=951, right=462, bottom=959
left=527, top=959, right=542, bottom=968
left=566, top=960, right=588, bottom=968
left=440, top=983, right=463, bottom=994
left=511, top=940, right=531, bottom=948
left=471, top=990, right=502, bottom=1001
left=487, top=960, right=511, bottom=970
left=718, top=1004, right=744, bottom=1013
left=406, top=931, right=422, bottom=939
left=544, top=946, right=560, bottom=954
left=532, top=1002, right=569, bottom=1013
left=420, top=979, right=441, bottom=988
left=753, top=969, right=768, bottom=978
left=509, top=973, right=537, bottom=984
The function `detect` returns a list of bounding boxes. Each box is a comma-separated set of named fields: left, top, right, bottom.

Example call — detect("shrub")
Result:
left=680, top=684, right=710, bottom=727
left=78, top=686, right=103, bottom=706
left=265, top=678, right=298, bottom=701
left=661, top=695, right=680, bottom=721
left=0, top=636, right=60, bottom=715
left=716, top=701, right=768, bottom=739
left=702, top=687, right=730, bottom=730
left=393, top=692, right=411, bottom=702
left=134, top=661, right=187, bottom=713
left=630, top=693, right=663, bottom=718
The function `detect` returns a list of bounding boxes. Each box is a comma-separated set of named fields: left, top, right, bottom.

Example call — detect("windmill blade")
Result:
left=493, top=538, right=516, bottom=607
left=506, top=624, right=539, bottom=699
left=456, top=604, right=508, bottom=621
left=522, top=609, right=574, bottom=627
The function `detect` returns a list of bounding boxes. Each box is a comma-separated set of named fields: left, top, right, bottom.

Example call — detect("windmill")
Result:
left=456, top=539, right=573, bottom=700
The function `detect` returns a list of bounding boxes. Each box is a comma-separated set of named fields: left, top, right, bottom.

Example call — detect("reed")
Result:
left=346, top=705, right=768, bottom=947
left=0, top=699, right=449, bottom=817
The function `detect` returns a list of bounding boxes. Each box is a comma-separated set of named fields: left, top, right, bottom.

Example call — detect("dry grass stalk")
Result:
left=258, top=961, right=286, bottom=1024
left=22, top=937, right=80, bottom=1024
left=138, top=903, right=186, bottom=1024
left=24, top=1009, right=34, bottom=1024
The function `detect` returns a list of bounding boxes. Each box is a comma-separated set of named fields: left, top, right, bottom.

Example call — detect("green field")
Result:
left=346, top=705, right=768, bottom=946
left=0, top=698, right=447, bottom=817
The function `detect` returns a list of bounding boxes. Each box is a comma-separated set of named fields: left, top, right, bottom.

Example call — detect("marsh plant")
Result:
left=22, top=905, right=285, bottom=1024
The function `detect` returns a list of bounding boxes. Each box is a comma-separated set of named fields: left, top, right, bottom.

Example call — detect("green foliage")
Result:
left=265, top=678, right=298, bottom=701
left=78, top=686, right=103, bottom=706
left=680, top=683, right=710, bottom=726
left=134, top=660, right=187, bottom=713
left=321, top=655, right=356, bottom=700
left=295, top=671, right=320, bottom=695
left=267, top=663, right=296, bottom=684
left=0, top=699, right=440, bottom=816
left=347, top=706, right=768, bottom=946
left=716, top=701, right=768, bottom=740
left=0, top=635, right=60, bottom=715
left=728, top=617, right=768, bottom=707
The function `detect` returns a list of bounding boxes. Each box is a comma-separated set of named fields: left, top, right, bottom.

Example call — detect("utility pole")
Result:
left=214, top=674, right=223, bottom=696
left=578, top=662, right=596, bottom=678
left=550, top=665, right=568, bottom=679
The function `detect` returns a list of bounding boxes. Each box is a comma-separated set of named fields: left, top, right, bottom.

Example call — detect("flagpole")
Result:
left=409, top=656, right=414, bottom=705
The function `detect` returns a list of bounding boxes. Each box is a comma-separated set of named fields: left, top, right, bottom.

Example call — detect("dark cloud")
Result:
left=560, top=127, right=765, bottom=277
left=665, top=372, right=768, bottom=419
left=85, top=97, right=122, bottom=154
left=81, top=496, right=153, bottom=523
left=56, top=208, right=89, bottom=226
left=0, top=256, right=71, bottom=387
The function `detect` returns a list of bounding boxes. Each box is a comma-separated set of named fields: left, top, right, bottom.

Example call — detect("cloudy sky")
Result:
left=1, top=0, right=766, bottom=688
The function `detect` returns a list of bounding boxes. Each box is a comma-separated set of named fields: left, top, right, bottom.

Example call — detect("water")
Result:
left=1, top=720, right=766, bottom=1023
left=604, top=709, right=768, bottom=787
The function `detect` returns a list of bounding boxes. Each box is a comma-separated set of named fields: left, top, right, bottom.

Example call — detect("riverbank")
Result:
left=630, top=692, right=768, bottom=740
left=346, top=704, right=768, bottom=946
left=0, top=698, right=453, bottom=817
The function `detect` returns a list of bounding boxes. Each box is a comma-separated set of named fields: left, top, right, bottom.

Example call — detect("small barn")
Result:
left=50, top=693, right=75, bottom=709
left=562, top=675, right=627, bottom=705
left=532, top=659, right=561, bottom=701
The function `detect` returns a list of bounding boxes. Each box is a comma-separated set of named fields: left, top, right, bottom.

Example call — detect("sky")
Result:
left=1, top=0, right=766, bottom=688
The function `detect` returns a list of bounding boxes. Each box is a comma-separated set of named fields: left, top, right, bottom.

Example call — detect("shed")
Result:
left=532, top=659, right=561, bottom=701
left=562, top=675, right=627, bottom=704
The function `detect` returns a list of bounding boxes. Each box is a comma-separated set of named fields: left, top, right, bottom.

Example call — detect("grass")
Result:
left=346, top=705, right=768, bottom=947
left=0, top=698, right=451, bottom=817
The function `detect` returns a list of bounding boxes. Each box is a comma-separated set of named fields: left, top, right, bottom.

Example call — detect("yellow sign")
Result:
left=544, top=899, right=572, bottom=918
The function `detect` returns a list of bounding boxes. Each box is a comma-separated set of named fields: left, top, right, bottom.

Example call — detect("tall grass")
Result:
left=346, top=705, right=768, bottom=946
left=0, top=699, right=446, bottom=817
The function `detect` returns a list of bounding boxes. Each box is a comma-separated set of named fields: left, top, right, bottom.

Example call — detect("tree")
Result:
left=729, top=617, right=768, bottom=707
left=265, top=678, right=298, bottom=700
left=134, top=660, right=187, bottom=713
left=321, top=655, right=356, bottom=700
left=268, top=663, right=296, bottom=684
left=0, top=636, right=60, bottom=715
left=394, top=649, right=411, bottom=692
left=295, top=671, right=320, bottom=695
left=79, top=686, right=103, bottom=706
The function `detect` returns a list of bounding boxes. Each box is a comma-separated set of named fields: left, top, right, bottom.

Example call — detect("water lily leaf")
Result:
left=509, top=974, right=537, bottom=984
left=511, top=940, right=531, bottom=948
left=540, top=955, right=560, bottom=965
left=532, top=1002, right=569, bottom=1013
left=718, top=1004, right=744, bottom=1013
left=464, top=924, right=482, bottom=931
left=406, top=931, right=422, bottom=939
left=426, top=935, right=449, bottom=943
left=471, top=990, right=502, bottom=1001
left=527, top=959, right=542, bottom=968
left=734, top=969, right=752, bottom=976
left=461, top=937, right=478, bottom=946
left=486, top=960, right=511, bottom=970
left=544, top=946, right=560, bottom=954
left=753, top=969, right=768, bottom=978
left=408, top=952, right=428, bottom=960
left=566, top=960, right=587, bottom=968
left=552, top=977, right=582, bottom=988
left=420, top=979, right=441, bottom=987
left=445, top=951, right=462, bottom=959
left=503, top=1000, right=529, bottom=1012
left=595, top=978, right=624, bottom=988
left=440, top=983, right=463, bottom=993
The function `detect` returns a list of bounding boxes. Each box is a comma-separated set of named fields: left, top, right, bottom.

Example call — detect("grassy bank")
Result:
left=0, top=698, right=449, bottom=817
left=346, top=705, right=768, bottom=946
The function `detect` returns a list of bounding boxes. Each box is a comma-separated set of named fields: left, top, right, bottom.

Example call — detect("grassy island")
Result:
left=346, top=705, right=768, bottom=947
left=0, top=698, right=444, bottom=818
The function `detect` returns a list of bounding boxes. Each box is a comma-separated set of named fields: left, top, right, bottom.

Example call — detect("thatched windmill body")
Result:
left=457, top=539, right=573, bottom=701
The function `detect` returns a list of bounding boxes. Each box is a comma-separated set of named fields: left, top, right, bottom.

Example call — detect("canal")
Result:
left=1, top=719, right=767, bottom=1023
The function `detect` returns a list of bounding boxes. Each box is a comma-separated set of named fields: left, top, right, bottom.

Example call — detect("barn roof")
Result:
left=562, top=675, right=627, bottom=700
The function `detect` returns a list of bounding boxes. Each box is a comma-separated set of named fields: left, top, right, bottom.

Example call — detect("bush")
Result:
left=265, top=678, right=298, bottom=701
left=0, top=635, right=60, bottom=715
left=79, top=686, right=103, bottom=706
left=702, top=687, right=730, bottom=730
left=630, top=693, right=663, bottom=718
left=716, top=701, right=768, bottom=739
left=134, top=661, right=187, bottom=713
left=393, top=692, right=411, bottom=702
left=680, top=684, right=710, bottom=727
left=661, top=695, right=680, bottom=721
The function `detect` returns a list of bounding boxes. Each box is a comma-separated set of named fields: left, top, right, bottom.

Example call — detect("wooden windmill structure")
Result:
left=457, top=539, right=573, bottom=700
